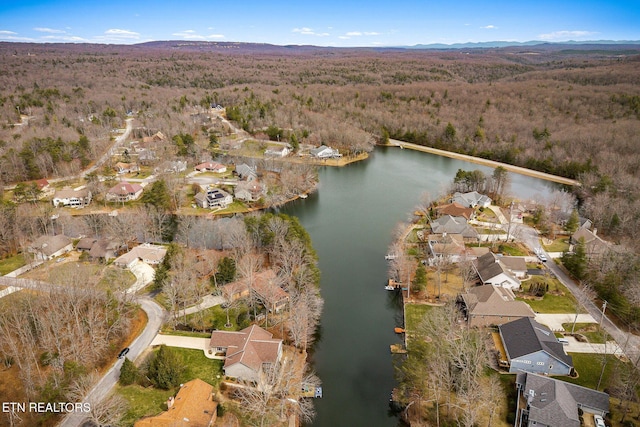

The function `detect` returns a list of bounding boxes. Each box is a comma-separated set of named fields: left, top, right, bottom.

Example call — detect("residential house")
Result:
left=435, top=202, right=475, bottom=221
left=473, top=252, right=521, bottom=289
left=134, top=378, right=217, bottom=427
left=221, top=280, right=251, bottom=302
left=52, top=187, right=92, bottom=208
left=194, top=186, right=233, bottom=209
left=457, top=284, right=536, bottom=327
left=160, top=160, right=187, bottom=173
left=309, top=145, right=341, bottom=159
left=570, top=227, right=610, bottom=259
left=28, top=235, right=73, bottom=261
left=195, top=161, right=227, bottom=173
left=515, top=372, right=609, bottom=427
left=235, top=163, right=258, bottom=181
left=430, top=215, right=479, bottom=239
left=209, top=324, right=283, bottom=383
left=106, top=181, right=144, bottom=203
left=87, top=238, right=122, bottom=262
left=114, top=162, right=140, bottom=174
left=251, top=270, right=289, bottom=313
left=113, top=243, right=167, bottom=268
left=35, top=178, right=55, bottom=198
left=141, top=131, right=166, bottom=145
left=452, top=191, right=492, bottom=208
left=264, top=145, right=291, bottom=158
left=499, top=317, right=573, bottom=375
left=234, top=181, right=266, bottom=202
left=499, top=256, right=528, bottom=279
left=425, top=233, right=467, bottom=263
left=76, top=237, right=97, bottom=252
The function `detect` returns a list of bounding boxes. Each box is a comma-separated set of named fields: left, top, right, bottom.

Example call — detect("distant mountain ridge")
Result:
left=403, top=40, right=640, bottom=49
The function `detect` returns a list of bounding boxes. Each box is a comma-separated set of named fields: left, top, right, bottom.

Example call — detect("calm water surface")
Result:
left=283, top=147, right=558, bottom=426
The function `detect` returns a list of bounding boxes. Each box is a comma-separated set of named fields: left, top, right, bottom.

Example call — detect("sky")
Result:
left=1, top=0, right=639, bottom=47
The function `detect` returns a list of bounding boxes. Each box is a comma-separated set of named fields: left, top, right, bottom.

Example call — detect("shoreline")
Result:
left=384, top=139, right=580, bottom=186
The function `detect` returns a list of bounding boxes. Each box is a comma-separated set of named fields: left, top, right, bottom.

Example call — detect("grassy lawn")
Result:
left=118, top=348, right=224, bottom=426
left=561, top=323, right=610, bottom=343
left=404, top=304, right=435, bottom=334
left=543, top=237, right=570, bottom=253
left=517, top=278, right=578, bottom=313
left=118, top=385, right=174, bottom=426
left=0, top=254, right=27, bottom=275
left=559, top=353, right=619, bottom=391
left=496, top=243, right=529, bottom=256
left=476, top=228, right=507, bottom=235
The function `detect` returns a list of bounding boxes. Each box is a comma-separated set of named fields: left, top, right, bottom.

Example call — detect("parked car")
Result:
left=118, top=347, right=130, bottom=359
left=594, top=414, right=606, bottom=427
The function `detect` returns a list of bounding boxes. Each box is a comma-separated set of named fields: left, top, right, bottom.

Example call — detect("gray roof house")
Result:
left=114, top=243, right=167, bottom=268
left=473, top=252, right=521, bottom=289
left=452, top=191, right=492, bottom=208
left=515, top=372, right=609, bottom=427
left=235, top=163, right=258, bottom=181
left=499, top=317, right=573, bottom=376
left=28, top=235, right=73, bottom=261
left=457, top=284, right=536, bottom=327
left=430, top=215, right=478, bottom=239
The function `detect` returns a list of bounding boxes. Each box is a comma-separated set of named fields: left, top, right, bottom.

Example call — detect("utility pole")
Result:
left=599, top=300, right=608, bottom=327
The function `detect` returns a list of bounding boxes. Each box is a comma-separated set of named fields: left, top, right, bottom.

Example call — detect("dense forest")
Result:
left=1, top=40, right=639, bottom=323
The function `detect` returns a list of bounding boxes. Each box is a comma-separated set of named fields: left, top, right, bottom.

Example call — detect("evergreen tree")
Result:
left=119, top=358, right=140, bottom=386
left=565, top=209, right=580, bottom=234
left=215, top=257, right=236, bottom=285
left=147, top=345, right=185, bottom=390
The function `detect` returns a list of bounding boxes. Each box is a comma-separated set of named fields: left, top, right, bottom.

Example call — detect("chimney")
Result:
left=592, top=227, right=597, bottom=236
left=167, top=396, right=175, bottom=409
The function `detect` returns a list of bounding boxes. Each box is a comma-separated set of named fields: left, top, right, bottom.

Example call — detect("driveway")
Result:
left=128, top=261, right=155, bottom=293
left=535, top=313, right=597, bottom=332
left=150, top=334, right=220, bottom=360
left=560, top=335, right=623, bottom=355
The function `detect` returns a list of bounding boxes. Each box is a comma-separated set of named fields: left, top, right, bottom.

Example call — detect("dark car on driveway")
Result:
left=118, top=347, right=130, bottom=359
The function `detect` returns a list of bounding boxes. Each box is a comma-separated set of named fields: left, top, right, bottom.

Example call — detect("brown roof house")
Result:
left=221, top=270, right=289, bottom=313
left=457, top=284, right=536, bottom=327
left=134, top=378, right=217, bottom=427
left=106, top=181, right=144, bottom=203
left=209, top=324, right=283, bottom=383
left=424, top=233, right=467, bottom=264
left=499, top=317, right=573, bottom=376
left=195, top=161, right=227, bottom=173
left=515, top=372, right=609, bottom=427
left=234, top=181, right=266, bottom=202
left=28, top=235, right=73, bottom=261
left=435, top=202, right=475, bottom=221
left=473, top=252, right=522, bottom=289
left=76, top=238, right=123, bottom=262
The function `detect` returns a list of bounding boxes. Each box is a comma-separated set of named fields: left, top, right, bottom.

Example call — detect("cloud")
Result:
left=0, top=30, right=17, bottom=35
left=538, top=30, right=596, bottom=40
left=42, top=35, right=88, bottom=42
left=292, top=27, right=329, bottom=37
left=104, top=28, right=140, bottom=39
left=172, top=30, right=224, bottom=40
left=343, top=31, right=381, bottom=38
left=33, top=27, right=66, bottom=34
left=480, top=25, right=497, bottom=29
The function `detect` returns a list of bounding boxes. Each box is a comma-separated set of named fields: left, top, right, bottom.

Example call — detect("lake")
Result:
left=282, top=146, right=559, bottom=426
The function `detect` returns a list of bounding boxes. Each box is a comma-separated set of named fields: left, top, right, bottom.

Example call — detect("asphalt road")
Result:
left=514, top=222, right=640, bottom=363
left=58, top=297, right=165, bottom=427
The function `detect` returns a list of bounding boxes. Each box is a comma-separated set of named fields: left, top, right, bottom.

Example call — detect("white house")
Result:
left=52, top=187, right=92, bottom=208
left=473, top=252, right=521, bottom=289
left=310, top=145, right=341, bottom=159
left=106, top=181, right=144, bottom=203
left=264, top=145, right=291, bottom=158
left=195, top=186, right=233, bottom=209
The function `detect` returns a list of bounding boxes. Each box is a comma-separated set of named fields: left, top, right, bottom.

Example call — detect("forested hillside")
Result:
left=1, top=41, right=639, bottom=298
